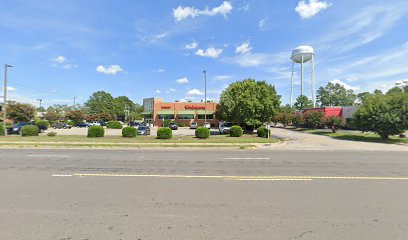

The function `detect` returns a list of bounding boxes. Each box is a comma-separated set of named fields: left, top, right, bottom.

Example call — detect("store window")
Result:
left=157, top=115, right=174, bottom=120
left=197, top=114, right=214, bottom=120
left=178, top=114, right=194, bottom=120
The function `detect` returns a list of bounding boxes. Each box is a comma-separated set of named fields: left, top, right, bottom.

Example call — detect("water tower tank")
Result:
left=291, top=45, right=314, bottom=63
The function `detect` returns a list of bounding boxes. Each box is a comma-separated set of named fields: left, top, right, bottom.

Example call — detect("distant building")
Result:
left=141, top=98, right=218, bottom=127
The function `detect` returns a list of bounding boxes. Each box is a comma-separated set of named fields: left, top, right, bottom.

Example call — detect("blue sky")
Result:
left=1, top=0, right=407, bottom=107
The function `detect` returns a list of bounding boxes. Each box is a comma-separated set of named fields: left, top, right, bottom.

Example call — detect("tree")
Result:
left=43, top=107, right=62, bottom=123
left=387, top=86, right=403, bottom=95
left=85, top=91, right=115, bottom=116
left=37, top=106, right=46, bottom=112
left=7, top=102, right=36, bottom=122
left=294, top=95, right=313, bottom=110
left=216, top=79, right=281, bottom=130
left=291, top=113, right=304, bottom=128
left=113, top=96, right=137, bottom=121
left=317, top=82, right=356, bottom=106
left=276, top=112, right=292, bottom=127
left=280, top=104, right=294, bottom=113
left=304, top=111, right=324, bottom=129
left=325, top=116, right=344, bottom=133
left=65, top=110, right=85, bottom=125
left=356, top=92, right=371, bottom=104
left=353, top=92, right=408, bottom=139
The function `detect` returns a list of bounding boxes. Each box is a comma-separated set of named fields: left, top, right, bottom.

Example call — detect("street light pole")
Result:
left=203, top=69, right=207, bottom=127
left=73, top=96, right=77, bottom=109
left=37, top=99, right=43, bottom=109
left=3, top=64, right=12, bottom=136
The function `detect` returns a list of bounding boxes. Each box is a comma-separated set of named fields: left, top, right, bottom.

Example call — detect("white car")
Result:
left=88, top=121, right=101, bottom=126
left=204, top=122, right=211, bottom=129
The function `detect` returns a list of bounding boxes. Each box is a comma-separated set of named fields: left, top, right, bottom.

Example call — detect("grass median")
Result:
left=301, top=129, right=408, bottom=144
left=0, top=134, right=279, bottom=148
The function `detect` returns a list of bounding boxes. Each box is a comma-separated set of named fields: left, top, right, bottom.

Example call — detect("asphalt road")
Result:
left=1, top=149, right=408, bottom=239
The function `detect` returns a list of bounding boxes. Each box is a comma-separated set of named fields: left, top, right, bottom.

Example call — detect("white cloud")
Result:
left=173, top=1, right=233, bottom=22
left=54, top=55, right=66, bottom=63
left=96, top=65, right=123, bottom=75
left=258, top=18, right=267, bottom=30
left=179, top=98, right=187, bottom=102
left=235, top=42, right=252, bottom=55
left=295, top=0, right=331, bottom=19
left=213, top=75, right=232, bottom=81
left=62, top=64, right=78, bottom=69
left=6, top=86, right=17, bottom=91
left=330, top=79, right=359, bottom=91
left=187, top=89, right=204, bottom=96
left=155, top=89, right=161, bottom=94
left=176, top=77, right=189, bottom=84
left=195, top=47, right=223, bottom=58
left=185, top=41, right=198, bottom=49
left=155, top=69, right=165, bottom=73
left=166, top=88, right=176, bottom=94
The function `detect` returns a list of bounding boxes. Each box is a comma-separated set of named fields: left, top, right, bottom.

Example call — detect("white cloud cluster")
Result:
left=295, top=0, right=331, bottom=19
left=155, top=69, right=165, bottom=73
left=166, top=88, right=176, bottom=94
left=176, top=77, right=189, bottom=84
left=330, top=79, right=359, bottom=91
left=173, top=1, right=233, bottom=22
left=96, top=65, right=123, bottom=75
left=195, top=47, right=223, bottom=58
left=235, top=42, right=252, bottom=55
left=187, top=89, right=204, bottom=96
left=213, top=75, right=232, bottom=81
left=52, top=55, right=78, bottom=69
left=155, top=89, right=161, bottom=94
left=54, top=56, right=66, bottom=63
left=185, top=41, right=198, bottom=49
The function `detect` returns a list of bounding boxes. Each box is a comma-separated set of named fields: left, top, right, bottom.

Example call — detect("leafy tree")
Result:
left=65, top=110, right=85, bottom=125
left=216, top=79, right=281, bottom=130
left=356, top=92, right=371, bottom=104
left=43, top=107, right=61, bottom=123
left=291, top=113, right=304, bottom=128
left=325, top=116, right=344, bottom=133
left=294, top=95, right=313, bottom=110
left=387, top=86, right=403, bottom=95
left=37, top=106, right=46, bottom=112
left=304, top=111, right=324, bottom=129
left=353, top=92, right=408, bottom=139
left=373, top=89, right=383, bottom=95
left=7, top=102, right=36, bottom=122
left=113, top=96, right=137, bottom=121
left=276, top=112, right=292, bottom=127
left=85, top=91, right=115, bottom=116
left=317, top=82, right=356, bottom=106
left=280, top=104, right=294, bottom=113
left=404, top=85, right=408, bottom=93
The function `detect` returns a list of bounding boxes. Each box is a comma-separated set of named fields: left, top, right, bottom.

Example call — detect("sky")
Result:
left=0, top=0, right=407, bottom=107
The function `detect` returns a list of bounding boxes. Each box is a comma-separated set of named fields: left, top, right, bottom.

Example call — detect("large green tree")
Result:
left=85, top=91, right=115, bottom=116
left=294, top=95, right=313, bottom=110
left=7, top=102, right=36, bottom=122
left=65, top=110, right=85, bottom=124
left=113, top=96, right=138, bottom=121
left=216, top=79, right=281, bottom=130
left=317, top=82, right=356, bottom=106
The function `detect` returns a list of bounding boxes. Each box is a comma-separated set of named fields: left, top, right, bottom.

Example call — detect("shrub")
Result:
left=162, top=119, right=171, bottom=127
left=35, top=119, right=49, bottom=128
left=325, top=116, right=344, bottom=133
left=47, top=132, right=57, bottom=137
left=230, top=125, right=243, bottom=137
left=107, top=120, right=122, bottom=129
left=177, top=122, right=186, bottom=127
left=304, top=111, right=325, bottom=129
left=21, top=125, right=39, bottom=136
left=0, top=125, right=5, bottom=136
left=157, top=127, right=172, bottom=139
left=291, top=113, right=304, bottom=128
left=195, top=127, right=210, bottom=139
left=257, top=126, right=269, bottom=138
left=87, top=126, right=104, bottom=138
left=122, top=126, right=136, bottom=138
left=276, top=112, right=292, bottom=127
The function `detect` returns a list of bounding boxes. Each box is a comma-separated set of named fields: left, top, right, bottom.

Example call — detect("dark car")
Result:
left=76, top=122, right=89, bottom=128
left=52, top=122, right=72, bottom=129
left=169, top=122, right=178, bottom=130
left=128, top=121, right=140, bottom=127
left=31, top=121, right=48, bottom=132
left=7, top=122, right=32, bottom=134
left=99, top=121, right=107, bottom=127
left=137, top=126, right=150, bottom=135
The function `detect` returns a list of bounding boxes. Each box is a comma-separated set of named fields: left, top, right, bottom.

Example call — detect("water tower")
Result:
left=290, top=45, right=316, bottom=107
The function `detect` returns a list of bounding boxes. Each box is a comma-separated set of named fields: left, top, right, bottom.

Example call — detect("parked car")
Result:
left=137, top=126, right=150, bottom=135
left=31, top=121, right=48, bottom=132
left=190, top=122, right=198, bottom=129
left=88, top=121, right=101, bottom=126
left=169, top=122, right=178, bottom=130
left=52, top=122, right=72, bottom=129
left=76, top=122, right=89, bottom=128
left=203, top=122, right=211, bottom=129
left=99, top=121, right=107, bottom=126
left=128, top=121, right=140, bottom=127
left=7, top=122, right=32, bottom=135
left=219, top=121, right=232, bottom=134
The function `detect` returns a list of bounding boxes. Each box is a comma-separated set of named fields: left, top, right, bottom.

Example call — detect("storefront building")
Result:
left=141, top=98, right=218, bottom=127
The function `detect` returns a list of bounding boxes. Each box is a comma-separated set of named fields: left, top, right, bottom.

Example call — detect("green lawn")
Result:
left=0, top=134, right=279, bottom=144
left=302, top=129, right=408, bottom=144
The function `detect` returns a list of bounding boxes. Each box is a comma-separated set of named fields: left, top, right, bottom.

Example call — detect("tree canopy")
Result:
left=317, top=82, right=356, bottom=106
left=294, top=95, right=313, bottom=110
left=216, top=79, right=281, bottom=129
left=7, top=102, right=36, bottom=122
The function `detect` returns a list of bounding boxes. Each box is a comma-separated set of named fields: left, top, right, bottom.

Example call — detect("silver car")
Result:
left=137, top=126, right=151, bottom=135
left=190, top=122, right=198, bottom=129
left=219, top=122, right=232, bottom=134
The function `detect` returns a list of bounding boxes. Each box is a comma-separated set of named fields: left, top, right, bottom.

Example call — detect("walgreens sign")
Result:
left=185, top=105, right=205, bottom=110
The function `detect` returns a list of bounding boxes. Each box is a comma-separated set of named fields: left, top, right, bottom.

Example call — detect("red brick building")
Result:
left=141, top=98, right=218, bottom=127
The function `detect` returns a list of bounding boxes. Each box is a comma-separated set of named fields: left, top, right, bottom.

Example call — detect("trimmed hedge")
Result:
left=87, top=126, right=104, bottom=138
left=21, top=125, right=39, bottom=136
left=195, top=127, right=210, bottom=139
left=107, top=120, right=123, bottom=129
left=0, top=125, right=5, bottom=136
left=230, top=125, right=243, bottom=137
left=257, top=127, right=269, bottom=138
left=157, top=127, right=172, bottom=139
left=122, top=126, right=136, bottom=138
left=35, top=119, right=49, bottom=128
left=177, top=122, right=186, bottom=127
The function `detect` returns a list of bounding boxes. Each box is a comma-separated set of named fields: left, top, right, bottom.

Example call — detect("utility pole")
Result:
left=3, top=64, right=12, bottom=136
left=203, top=69, right=207, bottom=127
left=37, top=99, right=43, bottom=109
left=73, top=96, right=77, bottom=109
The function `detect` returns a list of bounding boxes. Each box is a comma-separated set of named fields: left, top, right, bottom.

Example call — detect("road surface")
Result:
left=1, top=149, right=407, bottom=239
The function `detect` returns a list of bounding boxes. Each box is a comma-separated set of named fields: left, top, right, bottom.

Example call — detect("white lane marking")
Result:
left=27, top=154, right=71, bottom=158
left=52, top=174, right=73, bottom=177
left=237, top=178, right=312, bottom=181
left=222, top=157, right=270, bottom=160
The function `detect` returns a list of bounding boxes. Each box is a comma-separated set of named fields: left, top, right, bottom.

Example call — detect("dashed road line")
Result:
left=222, top=158, right=270, bottom=160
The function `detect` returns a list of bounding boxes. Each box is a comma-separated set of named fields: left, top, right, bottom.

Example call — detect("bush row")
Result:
left=274, top=111, right=344, bottom=132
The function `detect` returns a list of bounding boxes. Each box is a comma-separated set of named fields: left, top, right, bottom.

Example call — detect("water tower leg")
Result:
left=290, top=62, right=294, bottom=107
left=301, top=54, right=304, bottom=96
left=311, top=54, right=316, bottom=108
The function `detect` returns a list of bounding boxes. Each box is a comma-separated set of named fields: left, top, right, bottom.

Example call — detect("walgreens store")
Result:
left=141, top=97, right=219, bottom=127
